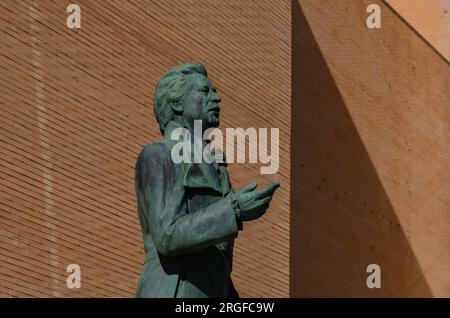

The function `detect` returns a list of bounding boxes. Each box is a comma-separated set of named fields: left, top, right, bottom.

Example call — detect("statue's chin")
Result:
left=208, top=117, right=220, bottom=128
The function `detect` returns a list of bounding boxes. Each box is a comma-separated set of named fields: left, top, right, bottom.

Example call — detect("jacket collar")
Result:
left=162, top=121, right=226, bottom=195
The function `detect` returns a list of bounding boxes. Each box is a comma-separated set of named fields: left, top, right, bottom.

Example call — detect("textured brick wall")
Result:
left=0, top=0, right=290, bottom=297
left=4, top=0, right=445, bottom=299
left=291, top=0, right=449, bottom=297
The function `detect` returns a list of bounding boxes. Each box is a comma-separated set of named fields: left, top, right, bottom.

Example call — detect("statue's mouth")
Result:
left=208, top=105, right=220, bottom=115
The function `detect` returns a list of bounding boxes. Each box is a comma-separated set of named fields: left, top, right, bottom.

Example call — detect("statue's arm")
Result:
left=136, top=143, right=240, bottom=257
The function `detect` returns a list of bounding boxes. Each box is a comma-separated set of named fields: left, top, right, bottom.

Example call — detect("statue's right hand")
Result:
left=235, top=182, right=280, bottom=222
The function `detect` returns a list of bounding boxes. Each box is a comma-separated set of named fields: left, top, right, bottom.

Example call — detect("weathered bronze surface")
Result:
left=135, top=64, right=279, bottom=298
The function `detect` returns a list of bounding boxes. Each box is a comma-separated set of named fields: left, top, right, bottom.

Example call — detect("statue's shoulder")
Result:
left=139, top=140, right=172, bottom=162
left=140, top=141, right=166, bottom=157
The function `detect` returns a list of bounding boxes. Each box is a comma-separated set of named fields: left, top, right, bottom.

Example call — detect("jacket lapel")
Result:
left=183, top=162, right=223, bottom=194
left=162, top=121, right=229, bottom=196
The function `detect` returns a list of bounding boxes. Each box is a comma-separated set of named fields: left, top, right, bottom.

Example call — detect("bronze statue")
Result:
left=135, top=64, right=279, bottom=298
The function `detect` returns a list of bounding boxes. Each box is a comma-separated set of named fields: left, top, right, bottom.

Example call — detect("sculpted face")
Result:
left=181, top=73, right=221, bottom=130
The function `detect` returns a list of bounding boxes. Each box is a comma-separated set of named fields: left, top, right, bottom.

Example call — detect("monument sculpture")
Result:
left=134, top=64, right=280, bottom=298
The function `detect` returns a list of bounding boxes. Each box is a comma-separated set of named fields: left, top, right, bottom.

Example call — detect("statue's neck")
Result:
left=172, top=117, right=208, bottom=136
left=164, top=120, right=210, bottom=144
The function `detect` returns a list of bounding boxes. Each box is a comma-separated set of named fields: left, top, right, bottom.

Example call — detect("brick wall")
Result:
left=0, top=0, right=290, bottom=297
left=291, top=0, right=449, bottom=297
left=2, top=0, right=447, bottom=299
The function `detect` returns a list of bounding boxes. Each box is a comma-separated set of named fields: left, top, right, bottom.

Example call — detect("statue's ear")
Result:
left=170, top=101, right=183, bottom=114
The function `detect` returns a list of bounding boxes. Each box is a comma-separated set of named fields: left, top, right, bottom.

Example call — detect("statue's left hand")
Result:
left=234, top=182, right=280, bottom=222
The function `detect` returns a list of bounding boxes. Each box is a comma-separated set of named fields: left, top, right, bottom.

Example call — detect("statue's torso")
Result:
left=135, top=139, right=237, bottom=298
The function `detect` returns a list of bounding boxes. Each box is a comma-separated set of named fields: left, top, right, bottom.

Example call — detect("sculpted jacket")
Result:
left=135, top=121, right=242, bottom=298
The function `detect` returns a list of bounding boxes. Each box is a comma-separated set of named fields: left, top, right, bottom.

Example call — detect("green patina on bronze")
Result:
left=135, top=64, right=279, bottom=298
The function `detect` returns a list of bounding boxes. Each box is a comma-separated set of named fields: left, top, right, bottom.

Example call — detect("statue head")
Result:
left=154, top=63, right=222, bottom=135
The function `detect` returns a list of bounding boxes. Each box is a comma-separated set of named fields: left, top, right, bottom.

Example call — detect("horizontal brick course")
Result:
left=0, top=0, right=290, bottom=297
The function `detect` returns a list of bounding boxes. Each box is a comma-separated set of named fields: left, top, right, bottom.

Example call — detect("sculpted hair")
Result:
left=154, top=63, right=208, bottom=133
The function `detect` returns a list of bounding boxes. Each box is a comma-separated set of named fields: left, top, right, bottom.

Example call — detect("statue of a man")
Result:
left=135, top=64, right=279, bottom=298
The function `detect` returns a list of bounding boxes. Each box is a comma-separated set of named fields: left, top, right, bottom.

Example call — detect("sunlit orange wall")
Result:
left=291, top=0, right=449, bottom=297
left=386, top=0, right=449, bottom=60
left=1, top=0, right=448, bottom=299
left=0, top=0, right=290, bottom=297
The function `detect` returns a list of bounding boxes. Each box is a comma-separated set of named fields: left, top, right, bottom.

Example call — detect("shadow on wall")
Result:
left=290, top=0, right=432, bottom=297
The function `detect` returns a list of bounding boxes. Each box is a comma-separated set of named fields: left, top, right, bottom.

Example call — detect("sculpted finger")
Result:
left=255, top=183, right=280, bottom=199
left=257, top=196, right=272, bottom=206
left=240, top=182, right=258, bottom=193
